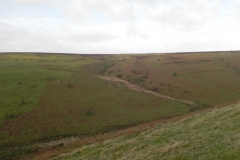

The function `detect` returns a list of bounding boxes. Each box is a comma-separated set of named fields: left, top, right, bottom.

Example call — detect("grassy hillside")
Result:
left=0, top=53, right=97, bottom=121
left=107, top=51, right=240, bottom=107
left=56, top=102, right=240, bottom=160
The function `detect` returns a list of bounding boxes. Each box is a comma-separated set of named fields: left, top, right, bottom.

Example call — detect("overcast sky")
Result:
left=0, top=0, right=239, bottom=54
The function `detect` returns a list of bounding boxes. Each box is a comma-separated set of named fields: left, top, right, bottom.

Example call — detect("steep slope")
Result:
left=55, top=102, right=240, bottom=160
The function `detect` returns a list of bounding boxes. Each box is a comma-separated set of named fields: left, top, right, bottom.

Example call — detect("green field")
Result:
left=1, top=52, right=240, bottom=159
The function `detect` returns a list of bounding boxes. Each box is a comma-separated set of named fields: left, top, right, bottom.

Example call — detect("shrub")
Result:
left=150, top=86, right=158, bottom=92
left=86, top=109, right=93, bottom=116
left=66, top=83, right=73, bottom=88
left=21, top=99, right=25, bottom=105
left=5, top=113, right=19, bottom=119
left=116, top=74, right=122, bottom=78
left=173, top=72, right=178, bottom=76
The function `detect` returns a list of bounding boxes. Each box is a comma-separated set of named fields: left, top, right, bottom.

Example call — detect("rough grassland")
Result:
left=1, top=52, right=240, bottom=159
left=0, top=53, right=189, bottom=159
left=56, top=102, right=240, bottom=160
left=107, top=52, right=240, bottom=107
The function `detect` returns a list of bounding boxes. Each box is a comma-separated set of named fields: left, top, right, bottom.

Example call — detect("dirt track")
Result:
left=97, top=75, right=196, bottom=106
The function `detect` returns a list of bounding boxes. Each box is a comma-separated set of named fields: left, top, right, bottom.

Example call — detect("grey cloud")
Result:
left=64, top=0, right=134, bottom=22
left=0, top=22, right=28, bottom=44
left=230, top=0, right=240, bottom=20
left=0, top=0, right=239, bottom=53
left=67, top=31, right=116, bottom=43
left=0, top=20, right=116, bottom=53
left=0, top=20, right=65, bottom=52
left=135, top=0, right=221, bottom=31
left=13, top=0, right=59, bottom=5
left=126, top=24, right=148, bottom=39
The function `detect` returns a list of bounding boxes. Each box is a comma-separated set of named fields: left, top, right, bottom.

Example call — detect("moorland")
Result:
left=0, top=51, right=240, bottom=159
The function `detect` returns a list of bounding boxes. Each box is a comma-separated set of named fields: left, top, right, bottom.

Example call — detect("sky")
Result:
left=0, top=0, right=239, bottom=54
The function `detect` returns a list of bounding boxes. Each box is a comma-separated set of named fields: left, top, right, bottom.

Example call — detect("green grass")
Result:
left=0, top=53, right=98, bottom=122
left=56, top=103, right=240, bottom=160
left=0, top=64, right=68, bottom=121
left=148, top=60, right=166, bottom=69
